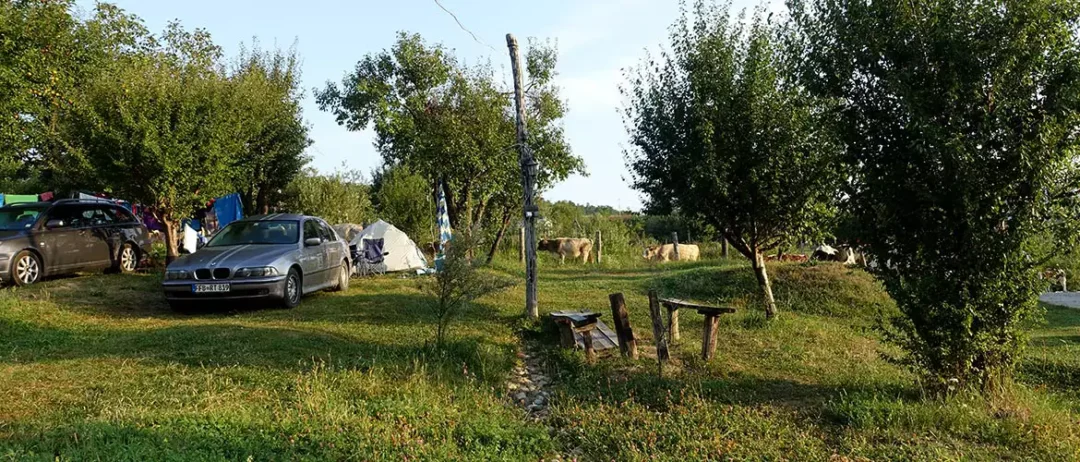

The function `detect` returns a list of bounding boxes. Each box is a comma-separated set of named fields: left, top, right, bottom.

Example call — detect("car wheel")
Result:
left=332, top=261, right=350, bottom=292
left=11, top=251, right=42, bottom=286
left=281, top=268, right=302, bottom=309
left=114, top=243, right=138, bottom=274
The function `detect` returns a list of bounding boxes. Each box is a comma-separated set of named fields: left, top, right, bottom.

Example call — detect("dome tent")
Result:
left=350, top=220, right=428, bottom=272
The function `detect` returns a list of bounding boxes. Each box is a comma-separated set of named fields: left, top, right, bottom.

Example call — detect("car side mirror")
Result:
left=304, top=237, right=323, bottom=247
left=45, top=219, right=65, bottom=229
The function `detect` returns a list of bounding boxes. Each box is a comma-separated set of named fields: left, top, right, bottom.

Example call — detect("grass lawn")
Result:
left=1, top=256, right=1079, bottom=460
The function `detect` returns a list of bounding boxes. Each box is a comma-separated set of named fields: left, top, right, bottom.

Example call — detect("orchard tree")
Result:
left=624, top=2, right=841, bottom=319
left=790, top=0, right=1080, bottom=390
left=0, top=1, right=145, bottom=191
left=230, top=43, right=311, bottom=214
left=283, top=168, right=375, bottom=226
left=67, top=23, right=243, bottom=262
left=316, top=33, right=583, bottom=236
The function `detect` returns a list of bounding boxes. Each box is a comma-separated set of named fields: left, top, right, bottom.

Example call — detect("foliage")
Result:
left=0, top=1, right=145, bottom=191
left=623, top=1, right=842, bottom=318
left=372, top=164, right=435, bottom=242
left=790, top=0, right=1080, bottom=390
left=63, top=22, right=240, bottom=260
left=282, top=168, right=375, bottom=225
left=230, top=42, right=311, bottom=215
left=316, top=33, right=584, bottom=236
left=422, top=231, right=515, bottom=346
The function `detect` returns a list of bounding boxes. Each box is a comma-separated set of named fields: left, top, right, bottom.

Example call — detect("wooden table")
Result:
left=658, top=298, right=736, bottom=360
left=551, top=311, right=616, bottom=362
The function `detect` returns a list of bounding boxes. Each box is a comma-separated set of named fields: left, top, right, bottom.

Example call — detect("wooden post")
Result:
left=508, top=34, right=539, bottom=318
left=596, top=230, right=603, bottom=264
left=580, top=327, right=596, bottom=363
left=608, top=293, right=638, bottom=359
left=519, top=227, right=525, bottom=264
left=701, top=311, right=720, bottom=361
left=648, top=291, right=669, bottom=364
left=666, top=304, right=680, bottom=344
left=672, top=232, right=680, bottom=261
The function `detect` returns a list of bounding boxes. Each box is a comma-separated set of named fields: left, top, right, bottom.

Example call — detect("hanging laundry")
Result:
left=38, top=192, right=54, bottom=202
left=5, top=195, right=39, bottom=205
left=213, top=193, right=243, bottom=228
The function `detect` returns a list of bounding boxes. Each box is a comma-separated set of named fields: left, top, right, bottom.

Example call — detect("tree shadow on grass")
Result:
left=0, top=317, right=514, bottom=384
left=1019, top=356, right=1080, bottom=397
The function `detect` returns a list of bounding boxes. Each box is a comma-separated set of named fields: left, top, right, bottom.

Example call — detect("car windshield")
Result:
left=0, top=206, right=45, bottom=231
left=206, top=220, right=299, bottom=247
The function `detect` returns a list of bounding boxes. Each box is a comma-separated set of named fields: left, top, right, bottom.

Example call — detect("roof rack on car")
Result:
left=54, top=197, right=117, bottom=205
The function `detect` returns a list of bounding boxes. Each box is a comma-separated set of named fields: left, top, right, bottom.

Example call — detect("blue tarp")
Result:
left=214, top=193, right=243, bottom=228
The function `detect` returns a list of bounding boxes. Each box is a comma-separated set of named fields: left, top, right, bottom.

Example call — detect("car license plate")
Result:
left=192, top=283, right=230, bottom=294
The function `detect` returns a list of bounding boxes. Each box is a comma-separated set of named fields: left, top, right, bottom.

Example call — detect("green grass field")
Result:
left=1, top=256, right=1079, bottom=460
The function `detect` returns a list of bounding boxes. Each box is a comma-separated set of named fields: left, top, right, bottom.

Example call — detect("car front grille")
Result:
left=195, top=269, right=212, bottom=280
left=213, top=268, right=230, bottom=279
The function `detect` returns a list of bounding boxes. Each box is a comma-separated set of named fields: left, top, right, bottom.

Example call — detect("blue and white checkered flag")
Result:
left=435, top=182, right=452, bottom=271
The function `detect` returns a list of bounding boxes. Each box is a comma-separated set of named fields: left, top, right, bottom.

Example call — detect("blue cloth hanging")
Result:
left=213, top=193, right=243, bottom=228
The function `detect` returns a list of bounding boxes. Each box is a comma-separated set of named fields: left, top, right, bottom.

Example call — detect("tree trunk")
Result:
left=751, top=251, right=778, bottom=319
left=255, top=185, right=270, bottom=215
left=161, top=218, right=181, bottom=265
left=721, top=236, right=729, bottom=258
left=486, top=208, right=512, bottom=265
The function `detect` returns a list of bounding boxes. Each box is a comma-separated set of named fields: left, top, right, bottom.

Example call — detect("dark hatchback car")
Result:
left=0, top=199, right=152, bottom=286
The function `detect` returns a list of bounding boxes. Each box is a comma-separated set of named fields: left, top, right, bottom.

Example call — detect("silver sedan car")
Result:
left=162, top=214, right=351, bottom=309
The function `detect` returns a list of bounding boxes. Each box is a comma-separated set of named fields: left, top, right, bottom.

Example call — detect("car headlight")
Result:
left=165, top=270, right=191, bottom=280
left=235, top=267, right=279, bottom=278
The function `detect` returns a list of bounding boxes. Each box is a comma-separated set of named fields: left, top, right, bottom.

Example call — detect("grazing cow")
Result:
left=1043, top=268, right=1068, bottom=292
left=811, top=244, right=859, bottom=265
left=767, top=253, right=809, bottom=263
left=643, top=243, right=700, bottom=262
left=538, top=238, right=593, bottom=264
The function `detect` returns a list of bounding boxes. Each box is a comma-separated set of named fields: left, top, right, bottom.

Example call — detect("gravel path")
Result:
left=1039, top=292, right=1080, bottom=308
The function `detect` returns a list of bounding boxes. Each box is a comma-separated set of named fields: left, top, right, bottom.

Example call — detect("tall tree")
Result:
left=66, top=22, right=243, bottom=261
left=230, top=43, right=311, bottom=214
left=624, top=2, right=841, bottom=319
left=790, top=0, right=1080, bottom=390
left=316, top=33, right=583, bottom=238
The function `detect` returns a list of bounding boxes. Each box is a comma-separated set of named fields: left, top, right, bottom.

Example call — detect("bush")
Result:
left=423, top=231, right=515, bottom=345
left=281, top=168, right=375, bottom=225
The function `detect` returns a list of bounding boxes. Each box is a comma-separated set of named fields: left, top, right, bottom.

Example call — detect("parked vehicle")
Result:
left=162, top=214, right=351, bottom=309
left=0, top=199, right=152, bottom=286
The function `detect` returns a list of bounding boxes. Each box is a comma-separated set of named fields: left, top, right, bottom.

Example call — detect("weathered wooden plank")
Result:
left=660, top=298, right=737, bottom=313
left=648, top=291, right=669, bottom=361
left=608, top=293, right=638, bottom=359
left=702, top=314, right=720, bottom=361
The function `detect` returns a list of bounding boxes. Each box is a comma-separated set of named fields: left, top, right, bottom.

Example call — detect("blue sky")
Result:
left=72, top=0, right=754, bottom=211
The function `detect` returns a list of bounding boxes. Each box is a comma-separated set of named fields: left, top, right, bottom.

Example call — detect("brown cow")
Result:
left=643, top=243, right=700, bottom=262
left=538, top=238, right=593, bottom=264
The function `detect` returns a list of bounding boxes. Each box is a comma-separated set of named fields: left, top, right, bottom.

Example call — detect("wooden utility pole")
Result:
left=508, top=34, right=539, bottom=318
left=672, top=232, right=680, bottom=261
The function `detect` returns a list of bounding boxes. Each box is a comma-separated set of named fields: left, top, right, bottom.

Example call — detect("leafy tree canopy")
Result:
left=790, top=0, right=1080, bottom=389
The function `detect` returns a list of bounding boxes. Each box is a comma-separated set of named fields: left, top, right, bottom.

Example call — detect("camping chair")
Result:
left=355, top=238, right=389, bottom=277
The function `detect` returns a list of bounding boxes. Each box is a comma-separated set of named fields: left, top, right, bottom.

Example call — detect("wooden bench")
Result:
left=550, top=311, right=617, bottom=362
left=659, top=298, right=736, bottom=360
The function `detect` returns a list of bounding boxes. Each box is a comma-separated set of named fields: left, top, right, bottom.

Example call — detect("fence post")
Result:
left=608, top=293, right=638, bottom=359
left=648, top=291, right=669, bottom=378
left=596, top=230, right=603, bottom=264
left=672, top=232, right=680, bottom=261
